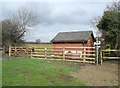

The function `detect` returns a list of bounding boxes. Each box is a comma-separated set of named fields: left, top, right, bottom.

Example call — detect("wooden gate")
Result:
left=9, top=46, right=32, bottom=57
left=100, top=49, right=120, bottom=64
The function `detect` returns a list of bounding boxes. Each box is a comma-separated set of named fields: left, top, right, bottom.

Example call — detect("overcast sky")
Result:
left=1, top=0, right=118, bottom=42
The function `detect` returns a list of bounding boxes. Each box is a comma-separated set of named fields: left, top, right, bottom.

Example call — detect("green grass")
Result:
left=26, top=44, right=53, bottom=48
left=0, top=59, right=2, bottom=87
left=34, top=48, right=53, bottom=52
left=26, top=43, right=53, bottom=53
left=2, top=58, right=86, bottom=86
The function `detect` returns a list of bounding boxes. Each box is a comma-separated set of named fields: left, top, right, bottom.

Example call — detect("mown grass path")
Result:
left=2, top=58, right=86, bottom=86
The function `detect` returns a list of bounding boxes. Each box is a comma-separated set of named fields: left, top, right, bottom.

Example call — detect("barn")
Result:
left=51, top=31, right=95, bottom=47
left=51, top=31, right=95, bottom=57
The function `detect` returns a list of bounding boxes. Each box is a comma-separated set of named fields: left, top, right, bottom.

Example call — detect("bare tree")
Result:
left=2, top=19, right=24, bottom=46
left=90, top=16, right=102, bottom=37
left=106, top=1, right=120, bottom=12
left=2, top=7, right=38, bottom=54
left=2, top=6, right=38, bottom=49
left=8, top=7, right=38, bottom=40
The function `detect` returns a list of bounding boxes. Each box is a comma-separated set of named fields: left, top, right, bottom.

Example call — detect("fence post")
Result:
left=15, top=46, right=17, bottom=56
left=45, top=48, right=47, bottom=59
left=100, top=51, right=103, bottom=65
left=9, top=45, right=11, bottom=57
left=83, top=48, right=86, bottom=63
left=30, top=48, right=32, bottom=58
left=63, top=48, right=65, bottom=60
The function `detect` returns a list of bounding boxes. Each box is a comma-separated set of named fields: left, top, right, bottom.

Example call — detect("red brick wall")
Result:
left=53, top=43, right=84, bottom=56
left=86, top=36, right=94, bottom=47
left=53, top=43, right=84, bottom=47
left=53, top=36, right=94, bottom=48
left=53, top=36, right=94, bottom=51
left=86, top=36, right=94, bottom=53
left=53, top=43, right=84, bottom=52
left=52, top=36, right=95, bottom=57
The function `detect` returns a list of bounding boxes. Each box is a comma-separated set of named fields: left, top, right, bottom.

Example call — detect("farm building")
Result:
left=51, top=31, right=95, bottom=47
left=51, top=31, right=96, bottom=57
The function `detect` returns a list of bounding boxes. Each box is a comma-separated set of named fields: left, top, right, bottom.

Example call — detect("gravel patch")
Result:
left=72, top=60, right=119, bottom=86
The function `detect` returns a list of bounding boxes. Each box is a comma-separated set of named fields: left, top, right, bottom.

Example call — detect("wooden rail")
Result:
left=101, top=50, right=120, bottom=52
left=100, top=49, right=120, bottom=65
left=9, top=46, right=96, bottom=64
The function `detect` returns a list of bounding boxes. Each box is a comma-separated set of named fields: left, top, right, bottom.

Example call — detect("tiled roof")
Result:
left=51, top=31, right=94, bottom=43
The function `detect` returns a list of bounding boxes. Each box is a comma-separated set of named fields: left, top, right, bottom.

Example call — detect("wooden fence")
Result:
left=0, top=47, right=3, bottom=51
left=9, top=46, right=96, bottom=64
left=0, top=47, right=3, bottom=56
left=100, top=49, right=120, bottom=64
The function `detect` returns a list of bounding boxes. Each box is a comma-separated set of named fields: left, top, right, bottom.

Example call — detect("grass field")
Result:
left=2, top=58, right=86, bottom=86
left=26, top=43, right=53, bottom=48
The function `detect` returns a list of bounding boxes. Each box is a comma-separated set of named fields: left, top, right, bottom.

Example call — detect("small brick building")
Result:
left=51, top=31, right=95, bottom=56
left=51, top=31, right=95, bottom=47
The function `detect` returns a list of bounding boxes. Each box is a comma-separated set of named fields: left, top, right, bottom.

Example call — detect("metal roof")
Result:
left=51, top=31, right=94, bottom=43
